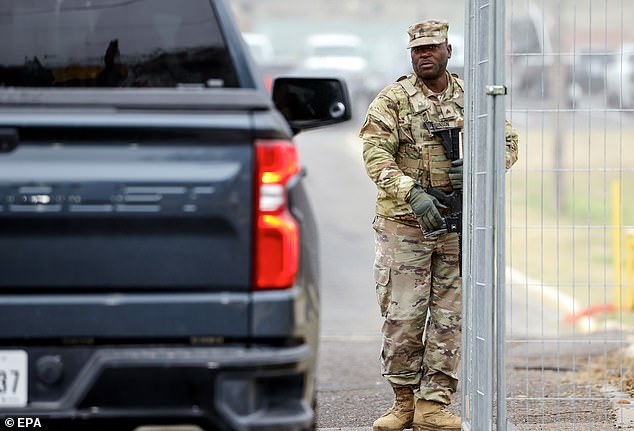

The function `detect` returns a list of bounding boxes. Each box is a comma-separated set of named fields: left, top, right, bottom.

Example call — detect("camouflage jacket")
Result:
left=360, top=72, right=519, bottom=226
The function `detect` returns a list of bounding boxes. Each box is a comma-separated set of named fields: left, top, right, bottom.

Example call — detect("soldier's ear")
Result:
left=447, top=43, right=452, bottom=58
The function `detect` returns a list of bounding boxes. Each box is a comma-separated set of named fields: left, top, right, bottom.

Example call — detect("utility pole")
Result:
left=545, top=0, right=567, bottom=214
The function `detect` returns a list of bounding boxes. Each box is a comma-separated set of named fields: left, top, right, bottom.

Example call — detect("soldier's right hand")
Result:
left=408, top=185, right=446, bottom=232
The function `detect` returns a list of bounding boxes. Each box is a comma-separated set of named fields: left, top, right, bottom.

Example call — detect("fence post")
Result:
left=462, top=0, right=507, bottom=429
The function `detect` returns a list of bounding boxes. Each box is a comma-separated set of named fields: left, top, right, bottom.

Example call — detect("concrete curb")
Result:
left=602, top=384, right=634, bottom=429
left=506, top=266, right=605, bottom=334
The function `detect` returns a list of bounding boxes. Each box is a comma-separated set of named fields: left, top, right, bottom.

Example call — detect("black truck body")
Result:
left=0, top=1, right=350, bottom=430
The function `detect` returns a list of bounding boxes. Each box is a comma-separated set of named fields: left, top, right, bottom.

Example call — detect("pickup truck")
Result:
left=0, top=1, right=350, bottom=430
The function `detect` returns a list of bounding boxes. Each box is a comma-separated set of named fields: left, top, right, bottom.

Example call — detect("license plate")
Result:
left=0, top=351, right=27, bottom=407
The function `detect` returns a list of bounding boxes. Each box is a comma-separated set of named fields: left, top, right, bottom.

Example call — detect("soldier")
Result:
left=360, top=20, right=518, bottom=431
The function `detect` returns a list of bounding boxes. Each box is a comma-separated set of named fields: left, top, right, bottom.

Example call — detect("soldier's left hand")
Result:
left=449, top=158, right=463, bottom=190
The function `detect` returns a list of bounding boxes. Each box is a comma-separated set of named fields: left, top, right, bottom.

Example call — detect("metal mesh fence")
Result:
left=464, top=0, right=634, bottom=429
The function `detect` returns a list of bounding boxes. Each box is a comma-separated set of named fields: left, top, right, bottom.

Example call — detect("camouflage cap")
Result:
left=407, top=19, right=449, bottom=48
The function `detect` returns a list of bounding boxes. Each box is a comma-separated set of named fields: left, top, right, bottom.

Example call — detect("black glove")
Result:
left=408, top=185, right=446, bottom=232
left=449, top=159, right=463, bottom=191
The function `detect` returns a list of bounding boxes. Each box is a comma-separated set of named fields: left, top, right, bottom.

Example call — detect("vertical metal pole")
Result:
left=492, top=0, right=508, bottom=428
left=463, top=0, right=496, bottom=428
left=483, top=0, right=496, bottom=422
left=461, top=0, right=475, bottom=428
left=463, top=0, right=508, bottom=428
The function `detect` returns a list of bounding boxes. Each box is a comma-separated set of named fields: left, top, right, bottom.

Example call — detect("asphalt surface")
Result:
left=294, top=120, right=634, bottom=430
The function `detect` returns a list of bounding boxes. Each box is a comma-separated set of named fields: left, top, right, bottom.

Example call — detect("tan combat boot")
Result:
left=412, top=399, right=461, bottom=431
left=372, top=385, right=415, bottom=431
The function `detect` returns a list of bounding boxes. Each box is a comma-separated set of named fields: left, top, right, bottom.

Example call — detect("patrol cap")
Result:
left=407, top=19, right=449, bottom=48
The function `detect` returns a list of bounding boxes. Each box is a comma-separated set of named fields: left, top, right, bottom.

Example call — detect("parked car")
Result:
left=606, top=44, right=634, bottom=107
left=569, top=49, right=614, bottom=95
left=295, top=33, right=375, bottom=119
left=508, top=7, right=553, bottom=97
left=0, top=0, right=350, bottom=430
left=242, top=32, right=275, bottom=64
left=242, top=32, right=297, bottom=92
left=564, top=48, right=617, bottom=106
left=301, top=34, right=366, bottom=71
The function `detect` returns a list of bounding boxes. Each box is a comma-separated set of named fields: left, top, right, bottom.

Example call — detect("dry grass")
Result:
left=505, top=119, right=634, bottom=313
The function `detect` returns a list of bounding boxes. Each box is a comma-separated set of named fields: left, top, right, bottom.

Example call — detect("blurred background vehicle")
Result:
left=242, top=32, right=275, bottom=64
left=570, top=49, right=614, bottom=95
left=508, top=3, right=553, bottom=97
left=242, top=32, right=296, bottom=92
left=606, top=44, right=634, bottom=107
left=302, top=34, right=366, bottom=71
left=291, top=33, right=379, bottom=120
left=567, top=48, right=615, bottom=106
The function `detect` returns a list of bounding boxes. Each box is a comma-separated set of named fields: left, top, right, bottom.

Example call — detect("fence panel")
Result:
left=465, top=0, right=633, bottom=429
left=504, top=0, right=634, bottom=429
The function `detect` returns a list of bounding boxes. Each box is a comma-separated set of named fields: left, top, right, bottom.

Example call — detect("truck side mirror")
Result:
left=272, top=77, right=351, bottom=131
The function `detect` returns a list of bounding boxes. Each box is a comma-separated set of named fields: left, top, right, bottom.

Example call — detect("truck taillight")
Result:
left=253, top=139, right=300, bottom=290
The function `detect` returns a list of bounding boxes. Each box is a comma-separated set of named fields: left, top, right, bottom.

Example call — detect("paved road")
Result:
left=294, top=121, right=628, bottom=430
left=294, top=122, right=391, bottom=429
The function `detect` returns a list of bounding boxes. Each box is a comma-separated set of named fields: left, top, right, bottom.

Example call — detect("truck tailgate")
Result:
left=0, top=112, right=254, bottom=293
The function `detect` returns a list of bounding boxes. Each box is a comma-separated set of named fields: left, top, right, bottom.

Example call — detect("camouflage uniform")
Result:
left=360, top=48, right=518, bottom=405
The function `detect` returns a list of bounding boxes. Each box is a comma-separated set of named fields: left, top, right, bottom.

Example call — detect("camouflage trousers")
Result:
left=372, top=216, right=461, bottom=405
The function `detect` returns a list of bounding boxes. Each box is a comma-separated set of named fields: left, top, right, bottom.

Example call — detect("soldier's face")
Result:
left=410, top=42, right=452, bottom=81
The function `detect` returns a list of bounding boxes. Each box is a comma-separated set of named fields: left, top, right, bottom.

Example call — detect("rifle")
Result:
left=423, top=121, right=463, bottom=273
